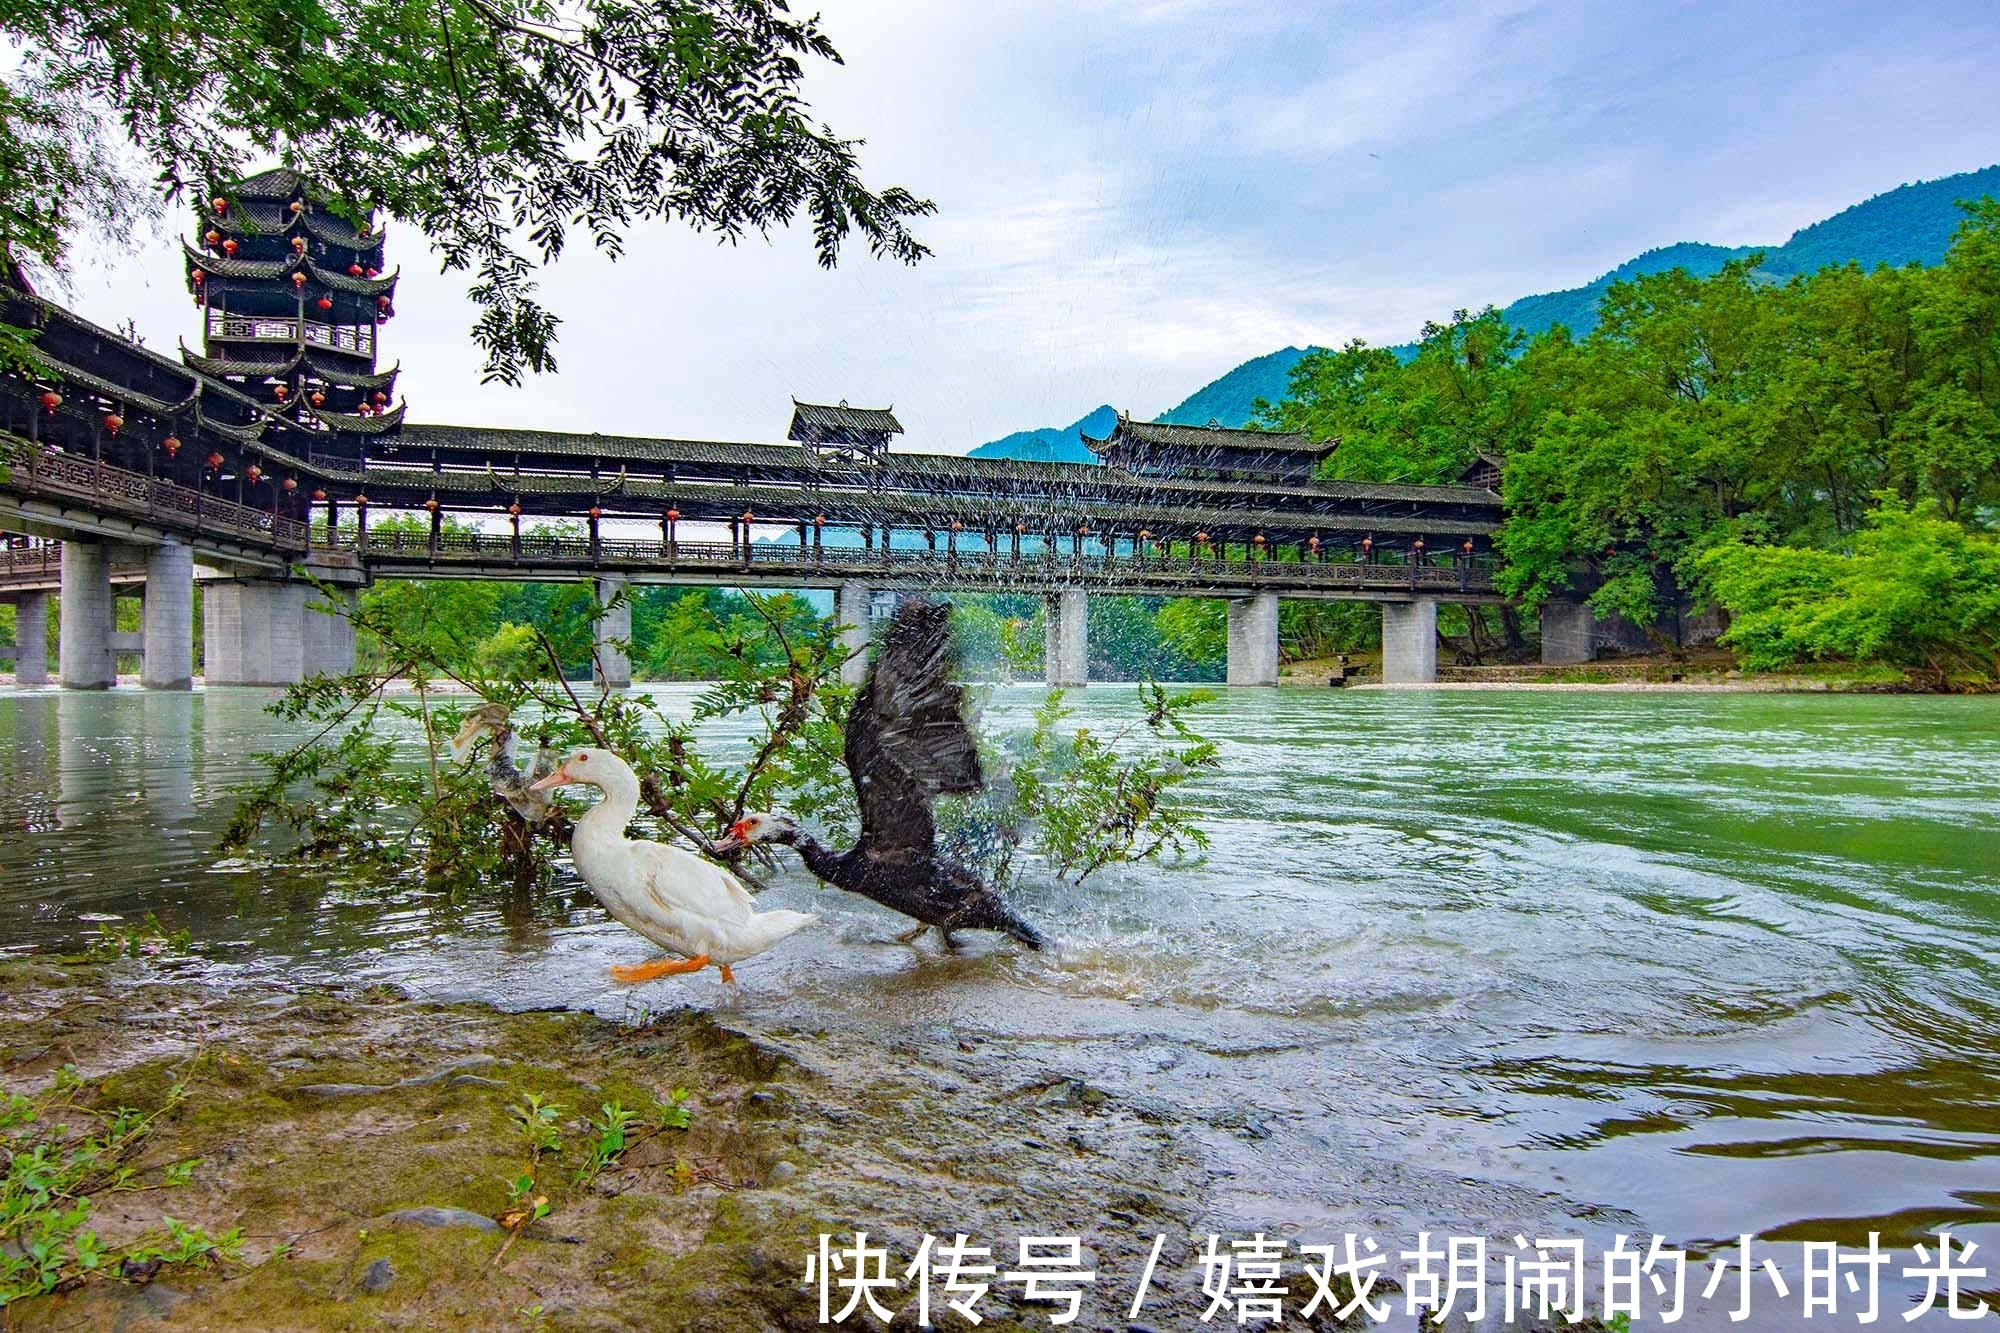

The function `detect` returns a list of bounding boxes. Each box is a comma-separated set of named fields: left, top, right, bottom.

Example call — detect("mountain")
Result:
left=970, top=164, right=2000, bottom=452
left=967, top=404, right=1116, bottom=464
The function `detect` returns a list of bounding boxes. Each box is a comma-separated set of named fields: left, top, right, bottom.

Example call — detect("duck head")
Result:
left=711, top=812, right=801, bottom=852
left=527, top=746, right=627, bottom=792
left=448, top=702, right=514, bottom=763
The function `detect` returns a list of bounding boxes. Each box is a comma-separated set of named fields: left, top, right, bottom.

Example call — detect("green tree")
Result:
left=0, top=0, right=932, bottom=380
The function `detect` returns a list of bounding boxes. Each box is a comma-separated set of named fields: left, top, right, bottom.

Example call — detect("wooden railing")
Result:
left=2, top=445, right=308, bottom=551
left=353, top=526, right=1498, bottom=595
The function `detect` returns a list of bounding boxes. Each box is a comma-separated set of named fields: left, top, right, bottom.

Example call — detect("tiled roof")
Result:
left=1082, top=412, right=1328, bottom=455
left=787, top=400, right=904, bottom=438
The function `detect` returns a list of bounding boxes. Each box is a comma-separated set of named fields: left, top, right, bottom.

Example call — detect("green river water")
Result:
left=2, top=685, right=1996, bottom=1325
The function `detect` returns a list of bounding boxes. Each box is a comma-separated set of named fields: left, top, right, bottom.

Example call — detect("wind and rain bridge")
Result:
left=0, top=171, right=1503, bottom=689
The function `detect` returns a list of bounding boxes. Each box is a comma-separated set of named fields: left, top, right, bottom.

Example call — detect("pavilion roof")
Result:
left=787, top=400, right=903, bottom=439
left=1082, top=412, right=1329, bottom=456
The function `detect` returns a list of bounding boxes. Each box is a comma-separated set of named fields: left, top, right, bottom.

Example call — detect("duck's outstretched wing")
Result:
left=847, top=597, right=982, bottom=862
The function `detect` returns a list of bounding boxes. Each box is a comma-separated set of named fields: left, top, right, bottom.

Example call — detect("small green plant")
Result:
left=1607, top=1313, right=1632, bottom=1333
left=84, top=912, right=192, bottom=960
left=572, top=1101, right=638, bottom=1187
left=507, top=1093, right=563, bottom=1161
left=1, top=1069, right=239, bottom=1312
left=657, top=1087, right=692, bottom=1130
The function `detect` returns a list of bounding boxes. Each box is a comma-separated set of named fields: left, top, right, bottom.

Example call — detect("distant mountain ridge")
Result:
left=972, top=164, right=2000, bottom=454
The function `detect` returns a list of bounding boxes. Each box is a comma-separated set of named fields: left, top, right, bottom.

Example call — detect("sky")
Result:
left=61, top=0, right=2000, bottom=454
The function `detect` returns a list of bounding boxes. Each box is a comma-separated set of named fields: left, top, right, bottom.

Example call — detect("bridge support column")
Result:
left=1540, top=600, right=1596, bottom=665
left=1381, top=599, right=1438, bottom=685
left=203, top=580, right=307, bottom=685
left=140, top=540, right=194, bottom=690
left=13, top=591, right=49, bottom=685
left=593, top=576, right=631, bottom=690
left=58, top=541, right=116, bottom=689
left=1226, top=592, right=1280, bottom=687
left=1044, top=589, right=1088, bottom=688
left=837, top=581, right=872, bottom=686
left=303, top=587, right=358, bottom=677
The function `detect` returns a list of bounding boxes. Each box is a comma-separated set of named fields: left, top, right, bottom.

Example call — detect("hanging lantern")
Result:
left=221, top=239, right=239, bottom=257
left=741, top=509, right=754, bottom=523
left=377, top=295, right=390, bottom=311
left=103, top=413, right=123, bottom=435
left=245, top=464, right=263, bottom=484
left=424, top=498, right=439, bottom=513
left=1413, top=538, right=1426, bottom=553
left=354, top=494, right=368, bottom=507
left=1014, top=522, right=1026, bottom=534
left=508, top=502, right=522, bottom=518
left=191, top=269, right=205, bottom=285
left=291, top=271, right=307, bottom=288
left=1462, top=539, right=1474, bottom=555
left=1195, top=531, right=1209, bottom=545
left=39, top=391, right=60, bottom=413
left=204, top=230, right=221, bottom=248
left=288, top=200, right=303, bottom=214
left=372, top=391, right=387, bottom=405
left=813, top=513, right=826, bottom=527
left=290, top=236, right=307, bottom=254
left=589, top=506, right=603, bottom=520
left=348, top=264, right=363, bottom=277
left=1361, top=536, right=1374, bottom=553
left=205, top=451, right=224, bottom=470
left=311, top=488, right=327, bottom=502
left=310, top=391, right=325, bottom=407
left=665, top=508, right=680, bottom=522
left=162, top=435, right=181, bottom=458
left=211, top=196, right=227, bottom=214
left=1252, top=533, right=1266, bottom=546
left=365, top=266, right=379, bottom=277
left=283, top=477, right=298, bottom=493
left=273, top=384, right=289, bottom=400
left=1308, top=535, right=1321, bottom=552
left=316, top=296, right=333, bottom=311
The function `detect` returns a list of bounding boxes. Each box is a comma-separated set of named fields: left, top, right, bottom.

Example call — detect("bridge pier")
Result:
left=1226, top=592, right=1280, bottom=686
left=59, top=541, right=116, bottom=689
left=13, top=591, right=49, bottom=685
left=303, top=588, right=358, bottom=676
left=1044, top=589, right=1088, bottom=688
left=140, top=540, right=194, bottom=690
left=203, top=580, right=306, bottom=685
left=1381, top=599, right=1438, bottom=685
left=594, top=576, right=632, bottom=690
left=1539, top=600, right=1596, bottom=665
left=837, top=581, right=872, bottom=685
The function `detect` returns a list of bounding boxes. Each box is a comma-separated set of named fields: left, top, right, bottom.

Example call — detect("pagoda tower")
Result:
left=181, top=168, right=402, bottom=463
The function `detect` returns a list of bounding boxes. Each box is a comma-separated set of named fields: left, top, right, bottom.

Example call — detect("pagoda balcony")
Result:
left=207, top=310, right=375, bottom=358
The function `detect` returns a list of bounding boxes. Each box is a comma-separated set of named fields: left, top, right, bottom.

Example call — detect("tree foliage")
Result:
left=0, top=0, right=933, bottom=381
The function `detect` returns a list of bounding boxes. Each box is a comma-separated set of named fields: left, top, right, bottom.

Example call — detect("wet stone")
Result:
left=358, top=1257, right=396, bottom=1294
left=383, top=1205, right=502, bottom=1232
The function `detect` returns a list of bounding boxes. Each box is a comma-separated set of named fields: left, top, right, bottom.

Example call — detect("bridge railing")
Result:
left=354, top=525, right=1497, bottom=593
left=2, top=444, right=309, bottom=552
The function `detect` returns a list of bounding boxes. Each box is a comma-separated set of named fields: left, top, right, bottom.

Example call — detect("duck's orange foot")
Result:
left=610, top=954, right=710, bottom=984
left=718, top=963, right=736, bottom=984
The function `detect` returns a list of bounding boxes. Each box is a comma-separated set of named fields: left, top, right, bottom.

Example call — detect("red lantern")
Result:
left=348, top=264, right=363, bottom=277
left=291, top=271, right=306, bottom=289
left=950, top=520, right=963, bottom=532
left=372, top=391, right=386, bottom=405
left=283, top=477, right=298, bottom=493
left=365, top=267, right=379, bottom=278
left=588, top=506, right=603, bottom=520
left=211, top=196, right=227, bottom=214
left=311, top=489, right=327, bottom=502
left=813, top=513, right=826, bottom=527
left=424, top=498, right=439, bottom=513
left=103, top=413, right=123, bottom=435
left=1414, top=538, right=1426, bottom=553
left=273, top=384, right=288, bottom=400
left=354, top=494, right=368, bottom=507
left=1014, top=522, right=1026, bottom=534
left=1462, top=539, right=1474, bottom=555
left=221, top=238, right=238, bottom=256
left=205, top=452, right=224, bottom=471
left=288, top=200, right=303, bottom=214
left=1252, top=533, right=1266, bottom=545
left=310, top=391, right=325, bottom=406
left=741, top=510, right=754, bottom=523
left=1195, top=531, right=1209, bottom=545
left=245, top=464, right=263, bottom=484
left=377, top=296, right=390, bottom=311
left=204, top=230, right=221, bottom=247
left=1308, top=535, right=1321, bottom=552
left=665, top=508, right=680, bottom=522
left=162, top=435, right=181, bottom=458
left=39, top=391, right=60, bottom=413
left=1361, top=536, right=1374, bottom=554
left=316, top=297, right=333, bottom=311
left=508, top=502, right=522, bottom=518
left=191, top=269, right=205, bottom=285
left=290, top=237, right=306, bottom=254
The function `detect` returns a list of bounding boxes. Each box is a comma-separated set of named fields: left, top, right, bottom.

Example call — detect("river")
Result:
left=3, top=685, right=1997, bottom=1327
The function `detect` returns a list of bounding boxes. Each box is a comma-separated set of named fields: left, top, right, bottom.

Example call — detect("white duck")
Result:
left=529, top=747, right=816, bottom=984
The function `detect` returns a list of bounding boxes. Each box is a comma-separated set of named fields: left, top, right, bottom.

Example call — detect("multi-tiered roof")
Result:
left=181, top=168, right=403, bottom=464
left=787, top=399, right=902, bottom=466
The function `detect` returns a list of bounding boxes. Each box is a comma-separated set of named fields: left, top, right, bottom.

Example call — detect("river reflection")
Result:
left=2, top=684, right=1998, bottom=1327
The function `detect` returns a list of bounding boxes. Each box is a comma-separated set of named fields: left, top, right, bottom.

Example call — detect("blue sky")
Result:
left=70, top=0, right=2000, bottom=452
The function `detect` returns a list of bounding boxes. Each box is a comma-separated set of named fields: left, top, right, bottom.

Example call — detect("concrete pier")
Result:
left=203, top=580, right=307, bottom=685
left=1044, top=589, right=1088, bottom=688
left=13, top=591, right=49, bottom=685
left=1381, top=599, right=1438, bottom=685
left=140, top=540, right=194, bottom=689
left=837, top=581, right=873, bottom=685
left=1540, top=600, right=1596, bottom=665
left=593, top=575, right=632, bottom=690
left=58, top=541, right=115, bottom=689
left=1225, top=592, right=1280, bottom=686
left=302, top=587, right=358, bottom=676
